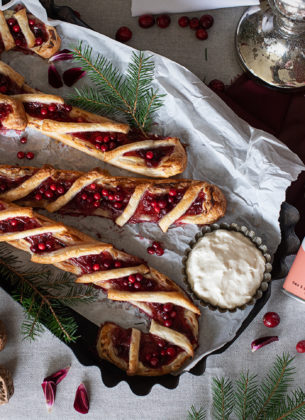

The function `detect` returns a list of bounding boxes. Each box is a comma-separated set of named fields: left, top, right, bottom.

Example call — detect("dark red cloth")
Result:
left=217, top=74, right=305, bottom=240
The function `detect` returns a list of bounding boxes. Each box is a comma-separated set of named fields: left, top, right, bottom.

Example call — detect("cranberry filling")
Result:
left=108, top=273, right=161, bottom=292
left=0, top=217, right=40, bottom=233
left=112, top=326, right=131, bottom=363
left=28, top=18, right=48, bottom=44
left=139, top=333, right=182, bottom=369
left=24, top=102, right=75, bottom=121
left=68, top=250, right=142, bottom=275
left=0, top=104, right=13, bottom=128
left=145, top=303, right=197, bottom=345
left=6, top=18, right=27, bottom=48
left=24, top=176, right=77, bottom=203
left=129, top=188, right=187, bottom=223
left=0, top=175, right=32, bottom=193
left=124, top=146, right=174, bottom=168
left=0, top=74, right=27, bottom=95
left=61, top=184, right=133, bottom=218
left=181, top=190, right=205, bottom=217
left=25, top=232, right=66, bottom=253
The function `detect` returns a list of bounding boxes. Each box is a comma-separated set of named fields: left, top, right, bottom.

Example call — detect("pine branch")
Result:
left=234, top=372, right=258, bottom=420
left=70, top=42, right=165, bottom=134
left=212, top=377, right=235, bottom=420
left=273, top=389, right=305, bottom=420
left=0, top=244, right=97, bottom=343
left=252, top=353, right=295, bottom=420
left=187, top=406, right=206, bottom=420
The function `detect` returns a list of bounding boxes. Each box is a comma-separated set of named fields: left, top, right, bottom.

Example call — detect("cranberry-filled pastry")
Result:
left=0, top=199, right=200, bottom=375
left=0, top=165, right=226, bottom=232
left=0, top=94, right=27, bottom=131
left=0, top=7, right=61, bottom=58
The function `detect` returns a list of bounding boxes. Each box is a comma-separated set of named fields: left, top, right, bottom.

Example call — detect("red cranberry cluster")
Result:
left=17, top=135, right=35, bottom=161
left=92, top=132, right=125, bottom=152
left=139, top=14, right=171, bottom=29
left=144, top=338, right=177, bottom=368
left=160, top=303, right=177, bottom=328
left=148, top=187, right=184, bottom=216
left=76, top=184, right=128, bottom=212
left=178, top=14, right=214, bottom=40
left=34, top=181, right=67, bottom=201
left=6, top=17, right=43, bottom=46
left=120, top=273, right=154, bottom=290
left=30, top=236, right=60, bottom=253
left=147, top=241, right=164, bottom=256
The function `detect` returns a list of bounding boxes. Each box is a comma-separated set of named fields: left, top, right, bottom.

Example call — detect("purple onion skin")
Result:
left=63, top=67, right=86, bottom=87
left=74, top=383, right=89, bottom=414
left=48, top=64, right=63, bottom=89
left=49, top=49, right=73, bottom=62
left=44, top=365, right=70, bottom=385
left=251, top=336, right=279, bottom=352
left=41, top=380, right=56, bottom=412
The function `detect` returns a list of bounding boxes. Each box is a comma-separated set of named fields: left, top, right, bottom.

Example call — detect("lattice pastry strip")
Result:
left=0, top=94, right=27, bottom=131
left=0, top=61, right=36, bottom=96
left=0, top=199, right=200, bottom=375
left=0, top=164, right=226, bottom=232
left=0, top=7, right=61, bottom=58
left=11, top=90, right=187, bottom=177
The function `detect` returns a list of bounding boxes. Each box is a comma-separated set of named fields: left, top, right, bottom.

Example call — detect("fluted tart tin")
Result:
left=182, top=223, right=272, bottom=313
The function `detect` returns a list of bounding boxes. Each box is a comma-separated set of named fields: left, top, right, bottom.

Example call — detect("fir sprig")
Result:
left=187, top=354, right=305, bottom=420
left=0, top=244, right=97, bottom=343
left=187, top=406, right=206, bottom=420
left=69, top=42, right=165, bottom=136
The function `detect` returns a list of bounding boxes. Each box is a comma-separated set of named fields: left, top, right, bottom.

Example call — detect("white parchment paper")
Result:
left=1, top=0, right=304, bottom=372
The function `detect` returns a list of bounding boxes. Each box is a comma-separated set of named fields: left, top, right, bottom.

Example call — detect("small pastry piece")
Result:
left=12, top=92, right=187, bottom=177
left=0, top=165, right=226, bottom=232
left=0, top=366, right=14, bottom=405
left=0, top=94, right=27, bottom=130
left=0, top=7, right=61, bottom=58
left=0, top=61, right=36, bottom=95
left=0, top=199, right=199, bottom=375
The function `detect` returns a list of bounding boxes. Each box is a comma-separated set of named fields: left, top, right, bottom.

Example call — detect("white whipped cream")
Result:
left=186, top=229, right=266, bottom=309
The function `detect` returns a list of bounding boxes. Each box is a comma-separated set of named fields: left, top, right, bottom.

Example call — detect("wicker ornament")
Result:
left=0, top=366, right=14, bottom=405
left=0, top=320, right=7, bottom=352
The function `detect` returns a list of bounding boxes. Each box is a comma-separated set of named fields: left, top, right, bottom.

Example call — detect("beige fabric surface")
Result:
left=0, top=1, right=302, bottom=419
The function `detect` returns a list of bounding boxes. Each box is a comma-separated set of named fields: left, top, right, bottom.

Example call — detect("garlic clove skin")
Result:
left=251, top=336, right=279, bottom=352
left=0, top=320, right=7, bottom=352
left=0, top=366, right=14, bottom=405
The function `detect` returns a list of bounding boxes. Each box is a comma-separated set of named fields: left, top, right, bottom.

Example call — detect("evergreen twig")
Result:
left=70, top=43, right=165, bottom=134
left=187, top=406, right=206, bottom=420
left=212, top=377, right=235, bottom=420
left=234, top=372, right=258, bottom=420
left=0, top=244, right=97, bottom=343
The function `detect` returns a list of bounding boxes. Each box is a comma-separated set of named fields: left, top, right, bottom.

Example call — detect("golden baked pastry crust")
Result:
left=0, top=164, right=226, bottom=232
left=0, top=94, right=27, bottom=130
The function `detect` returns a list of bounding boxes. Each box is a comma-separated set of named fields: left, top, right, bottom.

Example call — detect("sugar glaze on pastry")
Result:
left=186, top=229, right=266, bottom=309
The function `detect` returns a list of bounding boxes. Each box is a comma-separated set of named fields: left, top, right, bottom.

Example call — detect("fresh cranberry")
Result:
left=189, top=17, right=200, bottom=30
left=95, top=135, right=103, bottom=143
left=170, top=311, right=177, bottom=318
left=164, top=319, right=172, bottom=327
left=155, top=247, right=164, bottom=256
left=208, top=79, right=225, bottom=92
left=150, top=357, right=159, bottom=367
left=166, top=347, right=176, bottom=357
left=89, top=183, right=96, bottom=190
left=157, top=14, right=171, bottom=28
left=48, top=104, right=56, bottom=112
left=199, top=14, right=214, bottom=29
left=178, top=16, right=189, bottom=27
left=10, top=219, right=17, bottom=226
left=57, top=186, right=65, bottom=194
left=169, top=188, right=177, bottom=196
left=296, top=340, right=305, bottom=353
left=153, top=204, right=160, bottom=213
left=17, top=151, right=25, bottom=159
left=146, top=151, right=154, bottom=160
left=114, top=261, right=122, bottom=268
left=20, top=136, right=27, bottom=144
left=158, top=199, right=167, bottom=209
left=103, top=136, right=110, bottom=143
left=7, top=18, right=15, bottom=26
left=115, top=26, right=132, bottom=43
left=163, top=303, right=173, bottom=312
left=81, top=193, right=88, bottom=200
left=40, top=107, right=48, bottom=116
left=136, top=274, right=143, bottom=282
left=102, top=189, right=109, bottom=197
left=94, top=192, right=101, bottom=200
left=28, top=18, right=35, bottom=26
left=44, top=190, right=53, bottom=198
left=196, top=28, right=208, bottom=40
left=35, top=193, right=43, bottom=201
left=160, top=349, right=166, bottom=356
left=93, top=201, right=100, bottom=208
left=101, top=144, right=108, bottom=152
left=12, top=24, right=20, bottom=32
left=114, top=193, right=123, bottom=201
left=38, top=243, right=46, bottom=251
left=263, top=312, right=280, bottom=328
left=114, top=202, right=122, bottom=209
left=108, top=194, right=114, bottom=201
left=50, top=183, right=57, bottom=191
left=152, top=241, right=161, bottom=249
left=93, top=264, right=100, bottom=271
left=35, top=37, right=43, bottom=46
left=134, top=282, right=141, bottom=289
left=147, top=247, right=155, bottom=255
left=139, top=14, right=155, bottom=28
left=128, top=275, right=136, bottom=283
left=26, top=152, right=35, bottom=160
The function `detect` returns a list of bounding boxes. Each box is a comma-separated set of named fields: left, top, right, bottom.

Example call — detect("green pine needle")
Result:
left=212, top=377, right=235, bottom=420
left=187, top=406, right=206, bottom=420
left=234, top=372, right=258, bottom=420
left=70, top=42, right=165, bottom=135
left=0, top=243, right=97, bottom=343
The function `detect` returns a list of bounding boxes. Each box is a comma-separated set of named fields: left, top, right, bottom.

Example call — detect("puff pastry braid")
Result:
left=0, top=199, right=200, bottom=375
left=0, top=7, right=61, bottom=58
left=0, top=164, right=226, bottom=232
left=0, top=94, right=27, bottom=131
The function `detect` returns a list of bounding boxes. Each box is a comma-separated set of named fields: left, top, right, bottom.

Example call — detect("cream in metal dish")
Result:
left=186, top=229, right=266, bottom=309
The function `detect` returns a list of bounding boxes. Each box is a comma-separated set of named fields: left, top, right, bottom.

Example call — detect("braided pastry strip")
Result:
left=0, top=164, right=226, bottom=232
left=0, top=7, right=61, bottom=58
left=0, top=199, right=200, bottom=375
left=0, top=94, right=27, bottom=130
